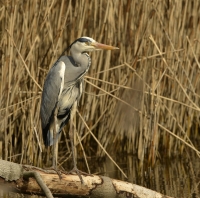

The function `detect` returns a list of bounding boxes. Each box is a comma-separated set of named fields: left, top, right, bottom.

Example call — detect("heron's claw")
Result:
left=44, top=166, right=62, bottom=180
left=68, top=167, right=89, bottom=184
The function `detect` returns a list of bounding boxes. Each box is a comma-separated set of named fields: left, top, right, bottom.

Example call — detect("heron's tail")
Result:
left=43, top=122, right=61, bottom=146
left=44, top=130, right=61, bottom=146
left=42, top=113, right=70, bottom=146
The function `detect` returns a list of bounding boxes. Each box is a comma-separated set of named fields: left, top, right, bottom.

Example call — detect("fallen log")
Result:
left=0, top=159, right=172, bottom=198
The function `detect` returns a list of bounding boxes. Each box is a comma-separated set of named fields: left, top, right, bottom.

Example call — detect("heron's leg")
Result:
left=69, top=118, right=77, bottom=169
left=53, top=107, right=58, bottom=170
left=69, top=102, right=77, bottom=169
left=68, top=103, right=84, bottom=183
left=69, top=120, right=84, bottom=183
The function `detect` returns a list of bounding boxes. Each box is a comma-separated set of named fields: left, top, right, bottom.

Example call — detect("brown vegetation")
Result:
left=0, top=0, right=200, bottom=171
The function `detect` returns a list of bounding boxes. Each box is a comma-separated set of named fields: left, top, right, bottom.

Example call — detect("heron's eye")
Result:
left=85, top=41, right=91, bottom=46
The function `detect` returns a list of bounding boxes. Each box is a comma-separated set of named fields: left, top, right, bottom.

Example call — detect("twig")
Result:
left=23, top=171, right=53, bottom=198
left=34, top=126, right=42, bottom=153
left=85, top=79, right=141, bottom=114
left=5, top=29, right=42, bottom=91
left=157, top=123, right=200, bottom=157
left=75, top=130, right=91, bottom=174
left=186, top=36, right=200, bottom=70
left=77, top=110, right=128, bottom=179
left=149, top=35, right=200, bottom=111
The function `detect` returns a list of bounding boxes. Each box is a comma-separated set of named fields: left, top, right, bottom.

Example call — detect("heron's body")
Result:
left=40, top=36, right=118, bottom=174
left=41, top=54, right=90, bottom=146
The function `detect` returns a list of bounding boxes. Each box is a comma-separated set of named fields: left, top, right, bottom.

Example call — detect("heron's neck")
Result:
left=82, top=53, right=91, bottom=72
left=71, top=51, right=91, bottom=73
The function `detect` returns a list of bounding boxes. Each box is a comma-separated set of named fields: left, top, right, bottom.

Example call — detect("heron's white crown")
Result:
left=70, top=36, right=98, bottom=53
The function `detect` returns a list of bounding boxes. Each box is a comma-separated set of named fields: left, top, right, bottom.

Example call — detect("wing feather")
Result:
left=40, top=61, right=65, bottom=145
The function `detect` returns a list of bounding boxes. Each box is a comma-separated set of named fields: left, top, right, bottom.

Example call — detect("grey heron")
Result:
left=40, top=36, right=118, bottom=177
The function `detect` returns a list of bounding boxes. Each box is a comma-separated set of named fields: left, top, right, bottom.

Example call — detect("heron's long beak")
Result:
left=92, top=42, right=119, bottom=50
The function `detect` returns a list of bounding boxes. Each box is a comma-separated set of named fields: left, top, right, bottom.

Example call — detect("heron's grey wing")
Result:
left=40, top=61, right=65, bottom=146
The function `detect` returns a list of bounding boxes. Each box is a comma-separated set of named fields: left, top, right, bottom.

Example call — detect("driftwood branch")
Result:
left=0, top=159, right=172, bottom=198
left=23, top=171, right=53, bottom=198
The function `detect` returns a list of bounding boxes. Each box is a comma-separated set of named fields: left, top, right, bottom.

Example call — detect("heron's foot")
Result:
left=44, top=166, right=62, bottom=180
left=69, top=168, right=93, bottom=176
left=68, top=167, right=90, bottom=184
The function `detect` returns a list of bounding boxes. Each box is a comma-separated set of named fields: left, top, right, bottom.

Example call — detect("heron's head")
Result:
left=70, top=37, right=119, bottom=53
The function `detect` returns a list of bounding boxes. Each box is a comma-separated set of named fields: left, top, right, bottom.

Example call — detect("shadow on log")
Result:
left=0, top=159, right=172, bottom=198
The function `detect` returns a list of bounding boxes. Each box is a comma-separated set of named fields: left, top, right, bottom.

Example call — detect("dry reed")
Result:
left=0, top=0, right=200, bottom=170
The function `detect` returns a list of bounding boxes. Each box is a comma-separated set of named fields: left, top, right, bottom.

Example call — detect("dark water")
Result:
left=1, top=147, right=200, bottom=198
left=82, top=150, right=200, bottom=198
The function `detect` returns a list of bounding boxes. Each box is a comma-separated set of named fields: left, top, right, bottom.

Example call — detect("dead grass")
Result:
left=0, top=0, right=200, bottom=169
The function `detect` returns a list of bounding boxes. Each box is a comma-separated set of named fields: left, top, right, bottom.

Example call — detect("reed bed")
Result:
left=0, top=0, right=200, bottom=170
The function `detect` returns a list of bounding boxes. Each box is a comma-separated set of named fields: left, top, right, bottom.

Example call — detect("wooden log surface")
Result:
left=0, top=159, right=173, bottom=198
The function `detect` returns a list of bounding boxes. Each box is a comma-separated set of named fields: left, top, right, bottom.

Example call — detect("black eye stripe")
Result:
left=70, top=37, right=92, bottom=48
left=77, top=38, right=91, bottom=43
